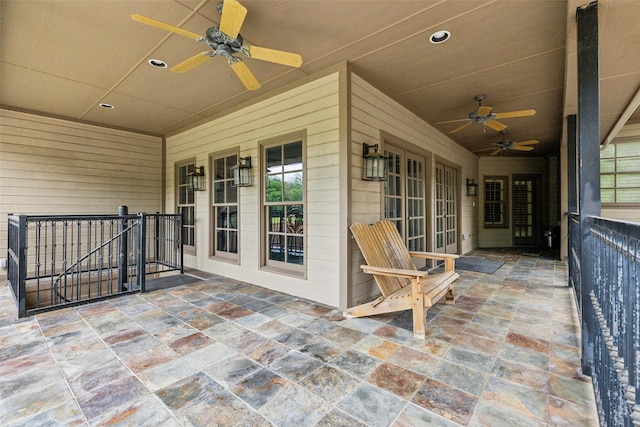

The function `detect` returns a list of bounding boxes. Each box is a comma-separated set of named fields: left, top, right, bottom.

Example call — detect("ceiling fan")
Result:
left=475, top=131, right=539, bottom=156
left=131, top=0, right=303, bottom=91
left=437, top=95, right=536, bottom=134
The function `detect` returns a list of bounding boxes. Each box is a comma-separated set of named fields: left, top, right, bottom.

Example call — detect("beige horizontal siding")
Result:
left=165, top=73, right=342, bottom=306
left=348, top=73, right=478, bottom=307
left=0, top=109, right=163, bottom=261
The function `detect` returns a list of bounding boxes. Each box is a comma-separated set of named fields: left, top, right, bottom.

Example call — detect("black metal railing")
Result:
left=570, top=215, right=640, bottom=426
left=7, top=208, right=182, bottom=317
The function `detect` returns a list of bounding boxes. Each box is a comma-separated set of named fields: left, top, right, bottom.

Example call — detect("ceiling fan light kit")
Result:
left=131, top=0, right=303, bottom=91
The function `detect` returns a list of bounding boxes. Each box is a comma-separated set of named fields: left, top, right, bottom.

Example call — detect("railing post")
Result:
left=155, top=212, right=160, bottom=265
left=118, top=206, right=128, bottom=292
left=138, top=213, right=146, bottom=293
left=10, top=214, right=28, bottom=318
left=179, top=211, right=184, bottom=274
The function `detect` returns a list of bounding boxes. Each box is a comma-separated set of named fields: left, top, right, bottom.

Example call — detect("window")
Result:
left=263, top=137, right=304, bottom=273
left=176, top=161, right=196, bottom=253
left=484, top=176, right=508, bottom=228
left=211, top=152, right=239, bottom=261
left=601, top=139, right=640, bottom=205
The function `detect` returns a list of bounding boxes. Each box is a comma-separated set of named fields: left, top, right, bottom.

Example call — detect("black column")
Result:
left=576, top=1, right=601, bottom=376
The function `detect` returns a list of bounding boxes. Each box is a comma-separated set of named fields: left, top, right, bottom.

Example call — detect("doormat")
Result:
left=145, top=273, right=204, bottom=291
left=454, top=256, right=505, bottom=274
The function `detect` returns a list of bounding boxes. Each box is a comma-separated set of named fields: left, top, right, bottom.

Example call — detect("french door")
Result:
left=435, top=162, right=458, bottom=254
left=383, top=146, right=426, bottom=263
left=513, top=175, right=537, bottom=246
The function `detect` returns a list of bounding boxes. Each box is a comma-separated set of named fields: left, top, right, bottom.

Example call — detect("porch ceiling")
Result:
left=1, top=0, right=639, bottom=157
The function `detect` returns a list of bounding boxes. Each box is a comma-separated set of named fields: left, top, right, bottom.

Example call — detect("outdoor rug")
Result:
left=453, top=256, right=505, bottom=274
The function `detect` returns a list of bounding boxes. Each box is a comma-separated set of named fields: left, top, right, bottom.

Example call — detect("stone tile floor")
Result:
left=0, top=249, right=599, bottom=426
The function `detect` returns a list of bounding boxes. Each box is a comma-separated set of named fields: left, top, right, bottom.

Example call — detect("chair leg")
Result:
left=445, top=283, right=456, bottom=305
left=411, top=277, right=426, bottom=339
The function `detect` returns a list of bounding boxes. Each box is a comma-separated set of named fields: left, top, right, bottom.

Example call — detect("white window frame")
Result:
left=175, top=159, right=196, bottom=255
left=260, top=131, right=306, bottom=277
left=210, top=150, right=240, bottom=263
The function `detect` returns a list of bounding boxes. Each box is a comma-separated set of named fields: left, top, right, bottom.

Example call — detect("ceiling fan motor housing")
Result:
left=206, top=26, right=243, bottom=57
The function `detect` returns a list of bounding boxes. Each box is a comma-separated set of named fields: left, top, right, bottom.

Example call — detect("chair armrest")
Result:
left=361, top=265, right=429, bottom=279
left=409, top=251, right=460, bottom=260
left=409, top=252, right=459, bottom=272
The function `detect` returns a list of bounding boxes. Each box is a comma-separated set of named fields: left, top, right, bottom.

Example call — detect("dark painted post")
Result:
left=576, top=1, right=601, bottom=376
left=155, top=212, right=160, bottom=265
left=118, top=205, right=128, bottom=292
left=138, top=212, right=146, bottom=293
left=567, top=114, right=581, bottom=311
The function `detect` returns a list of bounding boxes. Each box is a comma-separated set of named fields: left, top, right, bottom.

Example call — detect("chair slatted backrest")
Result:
left=350, top=221, right=416, bottom=297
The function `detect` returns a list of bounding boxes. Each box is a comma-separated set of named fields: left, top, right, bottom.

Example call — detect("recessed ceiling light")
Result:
left=148, top=59, right=168, bottom=68
left=429, top=30, right=451, bottom=44
left=99, top=103, right=115, bottom=109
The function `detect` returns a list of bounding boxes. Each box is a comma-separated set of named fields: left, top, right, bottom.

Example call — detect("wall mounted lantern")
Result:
left=231, top=156, right=252, bottom=187
left=466, top=178, right=479, bottom=196
left=362, top=143, right=387, bottom=181
left=188, top=166, right=206, bottom=191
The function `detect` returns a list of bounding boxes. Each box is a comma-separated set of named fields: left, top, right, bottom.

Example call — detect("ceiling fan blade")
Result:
left=230, top=60, right=261, bottom=90
left=243, top=45, right=303, bottom=68
left=219, top=0, right=248, bottom=39
left=437, top=118, right=471, bottom=124
left=449, top=122, right=472, bottom=134
left=484, top=120, right=508, bottom=132
left=131, top=14, right=202, bottom=40
left=511, top=145, right=535, bottom=151
left=171, top=52, right=213, bottom=73
left=473, top=147, right=498, bottom=153
left=490, top=149, right=502, bottom=156
left=514, top=140, right=539, bottom=146
left=494, top=109, right=536, bottom=119
left=477, top=106, right=492, bottom=116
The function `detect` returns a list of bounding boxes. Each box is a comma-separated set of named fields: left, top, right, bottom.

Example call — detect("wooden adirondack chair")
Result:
left=347, top=220, right=459, bottom=339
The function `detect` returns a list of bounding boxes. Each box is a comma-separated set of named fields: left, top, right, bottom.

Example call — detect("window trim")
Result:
left=209, top=149, right=240, bottom=263
left=483, top=176, right=509, bottom=229
left=175, top=159, right=197, bottom=255
left=260, top=131, right=307, bottom=278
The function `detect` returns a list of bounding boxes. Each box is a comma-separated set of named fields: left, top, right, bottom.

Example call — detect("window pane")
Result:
left=266, top=175, right=283, bottom=202
left=617, top=173, right=640, bottom=188
left=226, top=181, right=237, bottom=203
left=215, top=158, right=225, bottom=180
left=617, top=188, right=640, bottom=202
left=601, top=189, right=615, bottom=203
left=600, top=144, right=615, bottom=158
left=179, top=165, right=188, bottom=185
left=283, top=141, right=302, bottom=168
left=600, top=158, right=615, bottom=173
left=214, top=182, right=225, bottom=204
left=228, top=231, right=238, bottom=254
left=266, top=146, right=282, bottom=172
left=226, top=155, right=237, bottom=179
left=216, top=206, right=228, bottom=228
left=617, top=157, right=640, bottom=173
left=179, top=186, right=187, bottom=204
left=287, top=205, right=303, bottom=234
left=616, top=141, right=640, bottom=157
left=284, top=172, right=303, bottom=201
left=216, top=229, right=227, bottom=252
left=269, top=206, right=285, bottom=232
left=228, top=206, right=238, bottom=229
left=601, top=174, right=615, bottom=189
